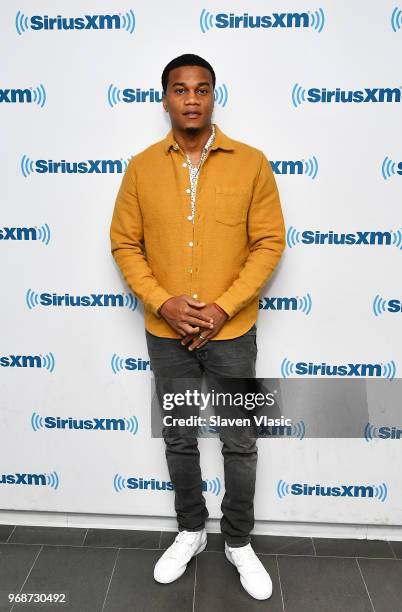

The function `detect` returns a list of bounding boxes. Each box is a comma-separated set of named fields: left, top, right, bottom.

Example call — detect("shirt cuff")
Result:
left=213, top=302, right=229, bottom=317
left=147, top=287, right=174, bottom=318
left=213, top=296, right=236, bottom=320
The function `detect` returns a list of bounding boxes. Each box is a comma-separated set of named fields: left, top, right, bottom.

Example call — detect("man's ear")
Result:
left=162, top=94, right=168, bottom=112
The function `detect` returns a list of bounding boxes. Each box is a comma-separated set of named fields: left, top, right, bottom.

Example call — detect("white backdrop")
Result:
left=2, top=0, right=402, bottom=530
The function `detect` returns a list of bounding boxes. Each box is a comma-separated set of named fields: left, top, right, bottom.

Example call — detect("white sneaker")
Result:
left=154, top=529, right=207, bottom=584
left=225, top=542, right=273, bottom=600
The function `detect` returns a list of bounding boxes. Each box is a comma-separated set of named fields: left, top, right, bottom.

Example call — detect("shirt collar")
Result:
left=163, top=123, right=235, bottom=154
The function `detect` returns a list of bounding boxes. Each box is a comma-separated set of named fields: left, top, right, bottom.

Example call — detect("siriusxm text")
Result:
left=0, top=473, right=48, bottom=486
left=259, top=297, right=298, bottom=310
left=306, top=87, right=401, bottom=103
left=43, top=417, right=129, bottom=431
left=1, top=89, right=36, bottom=103
left=28, top=14, right=122, bottom=31
left=301, top=231, right=392, bottom=245
left=32, top=293, right=130, bottom=307
left=291, top=484, right=378, bottom=497
left=0, top=227, right=42, bottom=240
left=375, top=427, right=402, bottom=439
left=294, top=362, right=383, bottom=376
left=27, top=159, right=125, bottom=174
left=213, top=12, right=309, bottom=29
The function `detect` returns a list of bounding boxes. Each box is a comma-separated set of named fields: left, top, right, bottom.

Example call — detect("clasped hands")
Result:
left=159, top=295, right=228, bottom=351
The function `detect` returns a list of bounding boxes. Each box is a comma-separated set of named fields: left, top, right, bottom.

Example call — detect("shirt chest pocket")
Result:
left=215, top=187, right=250, bottom=226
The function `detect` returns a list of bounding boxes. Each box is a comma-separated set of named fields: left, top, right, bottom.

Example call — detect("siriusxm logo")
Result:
left=292, top=83, right=402, bottom=107
left=111, top=354, right=151, bottom=374
left=364, top=422, right=402, bottom=441
left=391, top=7, right=402, bottom=31
left=0, top=224, right=50, bottom=245
left=0, top=352, right=55, bottom=372
left=0, top=84, right=46, bottom=107
left=31, top=412, right=139, bottom=435
left=20, top=155, right=130, bottom=177
left=15, top=11, right=135, bottom=35
left=277, top=479, right=388, bottom=501
left=281, top=358, right=396, bottom=380
left=114, top=474, right=221, bottom=495
left=26, top=289, right=137, bottom=310
left=0, top=471, right=59, bottom=489
left=259, top=294, right=312, bottom=315
left=270, top=157, right=318, bottom=179
left=200, top=421, right=305, bottom=439
left=287, top=226, right=402, bottom=249
left=107, top=83, right=229, bottom=107
left=373, top=295, right=402, bottom=316
left=200, top=9, right=325, bottom=32
left=258, top=420, right=305, bottom=439
left=381, top=156, right=402, bottom=179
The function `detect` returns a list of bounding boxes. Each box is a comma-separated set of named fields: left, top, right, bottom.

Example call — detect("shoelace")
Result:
left=231, top=546, right=262, bottom=573
left=165, top=531, right=200, bottom=562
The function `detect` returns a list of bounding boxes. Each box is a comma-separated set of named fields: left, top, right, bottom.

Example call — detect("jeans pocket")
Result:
left=240, top=325, right=257, bottom=354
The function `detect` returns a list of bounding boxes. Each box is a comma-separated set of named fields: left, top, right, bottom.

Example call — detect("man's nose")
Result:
left=184, top=91, right=200, bottom=104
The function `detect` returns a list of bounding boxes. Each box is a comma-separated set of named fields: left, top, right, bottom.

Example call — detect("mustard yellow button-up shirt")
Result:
left=109, top=123, right=286, bottom=340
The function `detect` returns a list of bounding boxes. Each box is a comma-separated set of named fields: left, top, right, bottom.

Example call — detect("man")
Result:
left=109, top=54, right=285, bottom=600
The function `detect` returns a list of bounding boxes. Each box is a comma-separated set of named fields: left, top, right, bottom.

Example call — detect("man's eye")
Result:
left=198, top=89, right=208, bottom=94
left=175, top=88, right=185, bottom=94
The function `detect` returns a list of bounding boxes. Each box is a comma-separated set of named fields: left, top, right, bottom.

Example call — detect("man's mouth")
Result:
left=183, top=111, right=201, bottom=118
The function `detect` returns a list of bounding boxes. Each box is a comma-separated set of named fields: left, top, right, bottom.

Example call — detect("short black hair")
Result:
left=161, top=54, right=216, bottom=94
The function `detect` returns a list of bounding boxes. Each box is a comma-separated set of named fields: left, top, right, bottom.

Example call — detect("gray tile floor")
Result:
left=1, top=524, right=402, bottom=611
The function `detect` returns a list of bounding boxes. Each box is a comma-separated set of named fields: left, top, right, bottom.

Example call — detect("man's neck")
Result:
left=172, top=123, right=213, bottom=156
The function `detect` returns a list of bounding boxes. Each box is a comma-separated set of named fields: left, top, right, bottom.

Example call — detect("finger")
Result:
left=183, top=315, right=214, bottom=329
left=188, top=334, right=211, bottom=351
left=188, top=339, right=208, bottom=351
left=197, top=339, right=209, bottom=349
left=173, top=324, right=195, bottom=338
left=186, top=307, right=214, bottom=323
left=181, top=335, right=194, bottom=346
left=184, top=297, right=206, bottom=309
left=178, top=323, right=200, bottom=336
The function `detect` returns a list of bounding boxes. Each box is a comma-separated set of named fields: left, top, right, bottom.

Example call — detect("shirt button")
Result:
left=188, top=241, right=193, bottom=247
left=185, top=188, right=191, bottom=194
left=190, top=269, right=192, bottom=273
left=187, top=215, right=192, bottom=221
left=193, top=293, right=198, bottom=298
left=182, top=162, right=187, bottom=168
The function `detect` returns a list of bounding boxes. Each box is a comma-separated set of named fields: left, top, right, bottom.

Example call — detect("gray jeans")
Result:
left=145, top=324, right=258, bottom=547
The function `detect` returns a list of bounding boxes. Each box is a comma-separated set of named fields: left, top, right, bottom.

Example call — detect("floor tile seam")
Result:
left=275, top=554, right=286, bottom=612
left=192, top=555, right=198, bottom=612
left=101, top=548, right=120, bottom=612
left=2, top=541, right=399, bottom=561
left=0, top=542, right=162, bottom=551
left=386, top=540, right=398, bottom=559
left=310, top=537, right=317, bottom=556
left=355, top=558, right=376, bottom=612
left=5, top=526, right=17, bottom=543
left=81, top=528, right=88, bottom=546
left=10, top=544, right=43, bottom=612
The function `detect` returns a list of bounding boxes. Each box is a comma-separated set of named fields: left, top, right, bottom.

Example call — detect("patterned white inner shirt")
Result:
left=174, top=124, right=216, bottom=223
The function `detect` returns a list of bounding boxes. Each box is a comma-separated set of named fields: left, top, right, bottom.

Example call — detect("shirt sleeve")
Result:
left=109, top=159, right=173, bottom=316
left=214, top=152, right=286, bottom=319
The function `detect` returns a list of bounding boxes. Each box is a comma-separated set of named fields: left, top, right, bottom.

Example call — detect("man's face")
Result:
left=162, top=65, right=214, bottom=132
